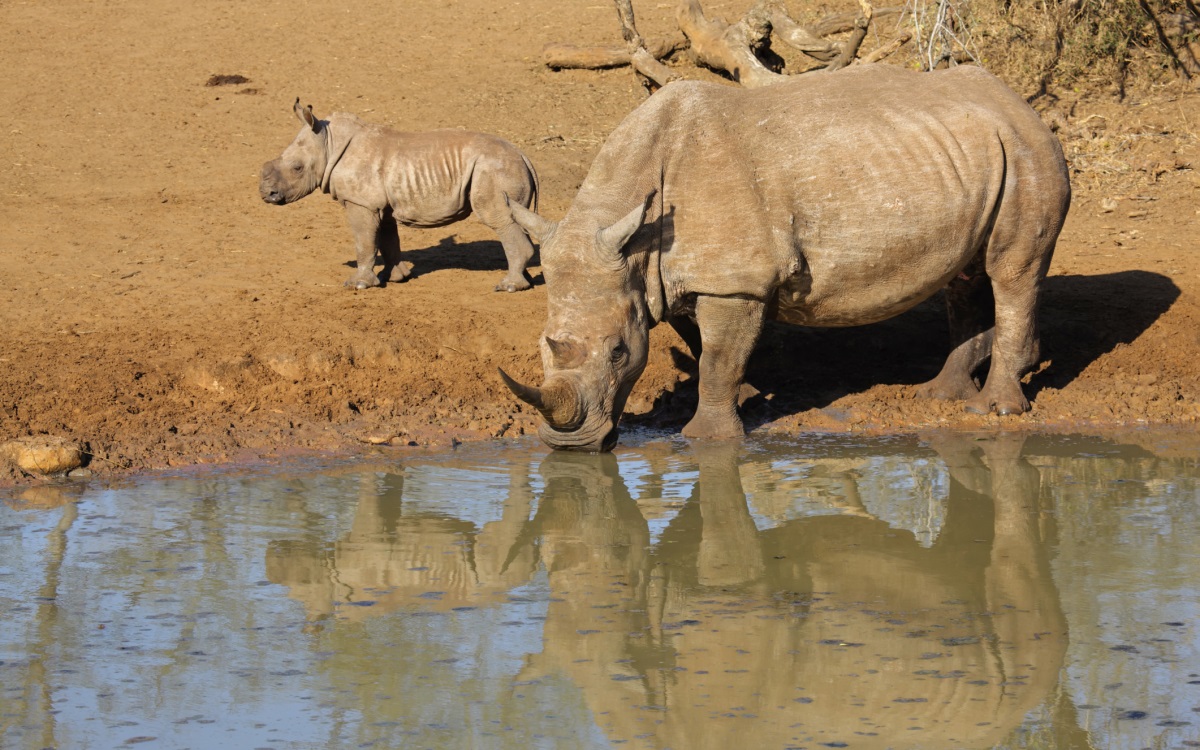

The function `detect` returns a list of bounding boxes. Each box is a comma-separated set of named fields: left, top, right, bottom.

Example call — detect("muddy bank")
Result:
left=1, top=0, right=1197, bottom=485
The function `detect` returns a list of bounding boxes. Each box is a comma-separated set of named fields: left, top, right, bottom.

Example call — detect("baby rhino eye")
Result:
left=291, top=163, right=304, bottom=173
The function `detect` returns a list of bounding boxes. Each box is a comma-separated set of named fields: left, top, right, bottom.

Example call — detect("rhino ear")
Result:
left=293, top=98, right=318, bottom=132
left=597, top=191, right=654, bottom=255
left=507, top=195, right=558, bottom=243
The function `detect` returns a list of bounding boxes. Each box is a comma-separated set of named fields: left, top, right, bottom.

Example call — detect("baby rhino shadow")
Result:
left=348, top=235, right=542, bottom=288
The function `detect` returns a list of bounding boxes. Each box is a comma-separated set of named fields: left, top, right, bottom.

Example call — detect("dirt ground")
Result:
left=1, top=0, right=1198, bottom=485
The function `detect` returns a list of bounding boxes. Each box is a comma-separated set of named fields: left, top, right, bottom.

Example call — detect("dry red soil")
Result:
left=2, top=0, right=1198, bottom=485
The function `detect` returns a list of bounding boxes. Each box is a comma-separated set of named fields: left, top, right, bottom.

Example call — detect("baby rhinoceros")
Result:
left=259, top=99, right=540, bottom=292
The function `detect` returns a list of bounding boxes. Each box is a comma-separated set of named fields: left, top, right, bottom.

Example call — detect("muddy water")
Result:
left=2, top=432, right=1198, bottom=749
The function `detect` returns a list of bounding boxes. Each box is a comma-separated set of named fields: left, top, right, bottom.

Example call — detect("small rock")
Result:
left=264, top=352, right=305, bottom=381
left=1, top=437, right=84, bottom=476
left=360, top=431, right=397, bottom=445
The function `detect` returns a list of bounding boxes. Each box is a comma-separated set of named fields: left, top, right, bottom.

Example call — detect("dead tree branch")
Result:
left=677, top=0, right=787, bottom=87
left=543, top=0, right=913, bottom=90
left=860, top=31, right=913, bottom=63
left=631, top=46, right=684, bottom=89
left=543, top=37, right=688, bottom=70
left=825, top=0, right=874, bottom=70
left=615, top=0, right=644, bottom=46
left=768, top=4, right=840, bottom=62
left=543, top=0, right=685, bottom=90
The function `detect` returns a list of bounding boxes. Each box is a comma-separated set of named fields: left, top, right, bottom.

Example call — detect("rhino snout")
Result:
left=259, top=162, right=287, bottom=205
left=538, top=423, right=620, bottom=453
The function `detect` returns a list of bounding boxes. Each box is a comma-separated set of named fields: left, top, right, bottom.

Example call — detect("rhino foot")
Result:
left=915, top=371, right=979, bottom=401
left=494, top=275, right=532, bottom=293
left=387, top=262, right=414, bottom=283
left=682, top=409, right=745, bottom=440
left=963, top=388, right=1030, bottom=416
left=344, top=269, right=382, bottom=290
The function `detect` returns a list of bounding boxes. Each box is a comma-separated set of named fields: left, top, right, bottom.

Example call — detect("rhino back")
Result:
left=333, top=122, right=528, bottom=228
left=576, top=67, right=1067, bottom=325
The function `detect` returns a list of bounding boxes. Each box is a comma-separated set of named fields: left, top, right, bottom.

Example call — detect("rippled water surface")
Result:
left=2, top=431, right=1199, bottom=749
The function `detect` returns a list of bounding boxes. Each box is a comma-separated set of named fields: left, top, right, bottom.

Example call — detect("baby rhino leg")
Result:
left=492, top=222, right=535, bottom=292
left=343, top=203, right=383, bottom=290
left=375, top=215, right=413, bottom=283
left=471, top=166, right=536, bottom=293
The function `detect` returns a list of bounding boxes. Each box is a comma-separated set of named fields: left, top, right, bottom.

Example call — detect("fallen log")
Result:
left=543, top=36, right=688, bottom=70
left=543, top=0, right=916, bottom=91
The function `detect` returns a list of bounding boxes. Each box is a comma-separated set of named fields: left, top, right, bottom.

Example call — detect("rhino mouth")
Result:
left=539, top=423, right=619, bottom=453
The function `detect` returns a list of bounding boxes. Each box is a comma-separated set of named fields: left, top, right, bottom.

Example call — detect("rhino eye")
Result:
left=291, top=163, right=304, bottom=173
left=610, top=341, right=627, bottom=363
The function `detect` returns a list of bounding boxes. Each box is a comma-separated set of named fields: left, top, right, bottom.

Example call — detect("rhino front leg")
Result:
left=682, top=295, right=765, bottom=440
left=343, top=202, right=383, bottom=290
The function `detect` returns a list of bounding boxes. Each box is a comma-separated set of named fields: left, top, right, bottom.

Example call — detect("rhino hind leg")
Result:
left=682, top=295, right=766, bottom=440
left=493, top=222, right=535, bottom=293
left=471, top=166, right=537, bottom=293
left=918, top=258, right=993, bottom=401
left=964, top=246, right=1052, bottom=416
left=376, top=215, right=413, bottom=283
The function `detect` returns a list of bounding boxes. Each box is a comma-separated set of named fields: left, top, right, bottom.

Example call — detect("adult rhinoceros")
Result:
left=502, top=65, right=1071, bottom=452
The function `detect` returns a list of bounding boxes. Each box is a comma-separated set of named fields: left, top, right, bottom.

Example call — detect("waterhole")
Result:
left=2, top=431, right=1198, bottom=749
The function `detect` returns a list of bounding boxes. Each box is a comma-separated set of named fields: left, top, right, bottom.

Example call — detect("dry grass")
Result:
left=890, top=0, right=1199, bottom=98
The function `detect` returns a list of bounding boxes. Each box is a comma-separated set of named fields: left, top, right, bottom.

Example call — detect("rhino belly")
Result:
left=771, top=189, right=991, bottom=327
left=772, top=245, right=970, bottom=327
left=394, top=202, right=472, bottom=229
left=384, top=155, right=473, bottom=228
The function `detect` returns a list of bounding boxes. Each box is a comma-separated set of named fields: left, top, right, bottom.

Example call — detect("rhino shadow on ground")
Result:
left=343, top=236, right=543, bottom=287
left=629, top=269, right=1179, bottom=430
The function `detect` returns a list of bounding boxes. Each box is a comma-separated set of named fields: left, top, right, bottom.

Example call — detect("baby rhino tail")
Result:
left=520, top=152, right=539, bottom=213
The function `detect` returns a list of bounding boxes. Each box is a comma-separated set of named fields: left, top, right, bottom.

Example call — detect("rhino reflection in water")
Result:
left=265, top=468, right=538, bottom=623
left=522, top=436, right=1067, bottom=749
left=264, top=437, right=1068, bottom=746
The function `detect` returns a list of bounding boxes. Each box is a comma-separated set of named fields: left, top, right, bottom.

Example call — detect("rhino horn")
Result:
left=546, top=336, right=585, bottom=369
left=498, top=368, right=584, bottom=431
left=506, top=195, right=558, bottom=243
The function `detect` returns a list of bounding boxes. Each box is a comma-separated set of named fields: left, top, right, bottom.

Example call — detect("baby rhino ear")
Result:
left=507, top=195, right=559, bottom=243
left=293, top=98, right=318, bottom=132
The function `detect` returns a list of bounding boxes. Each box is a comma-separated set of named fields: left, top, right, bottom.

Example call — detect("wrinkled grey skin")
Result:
left=502, top=65, right=1071, bottom=452
left=260, top=99, right=539, bottom=292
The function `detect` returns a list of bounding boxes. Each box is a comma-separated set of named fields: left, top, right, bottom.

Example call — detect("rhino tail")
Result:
left=520, top=152, right=539, bottom=213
